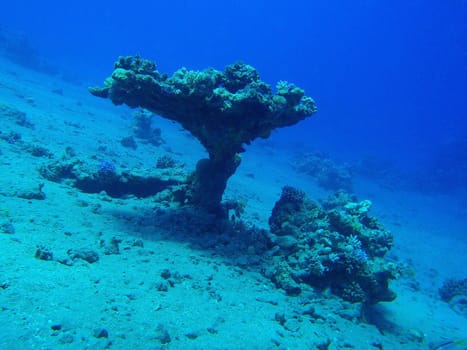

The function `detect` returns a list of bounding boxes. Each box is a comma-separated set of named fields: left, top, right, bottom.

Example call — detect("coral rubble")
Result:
left=90, top=55, right=317, bottom=214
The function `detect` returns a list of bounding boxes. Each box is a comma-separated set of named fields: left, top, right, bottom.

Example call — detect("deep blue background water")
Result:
left=1, top=0, right=465, bottom=173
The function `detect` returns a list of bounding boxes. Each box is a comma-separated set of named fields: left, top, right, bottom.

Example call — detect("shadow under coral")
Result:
left=105, top=204, right=273, bottom=266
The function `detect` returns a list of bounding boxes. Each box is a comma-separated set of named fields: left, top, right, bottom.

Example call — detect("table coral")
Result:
left=90, top=55, right=317, bottom=214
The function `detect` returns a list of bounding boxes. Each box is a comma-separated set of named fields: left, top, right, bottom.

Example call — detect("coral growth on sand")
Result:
left=266, top=188, right=399, bottom=304
left=90, top=55, right=316, bottom=214
left=293, top=152, right=353, bottom=191
left=39, top=150, right=184, bottom=198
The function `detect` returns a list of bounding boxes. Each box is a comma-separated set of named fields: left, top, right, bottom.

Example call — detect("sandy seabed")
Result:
left=0, top=58, right=466, bottom=350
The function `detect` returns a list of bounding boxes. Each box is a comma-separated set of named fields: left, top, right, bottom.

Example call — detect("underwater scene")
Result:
left=0, top=1, right=466, bottom=349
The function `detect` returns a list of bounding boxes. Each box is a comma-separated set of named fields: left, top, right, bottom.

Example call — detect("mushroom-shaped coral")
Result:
left=90, top=55, right=317, bottom=214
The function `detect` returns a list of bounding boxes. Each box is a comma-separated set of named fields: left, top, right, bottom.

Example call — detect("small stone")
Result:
left=302, top=306, right=316, bottom=317
left=35, top=246, right=54, bottom=261
left=120, top=136, right=138, bottom=149
left=160, top=269, right=171, bottom=280
left=67, top=248, right=99, bottom=263
left=317, top=338, right=332, bottom=350
left=104, top=237, right=121, bottom=255
left=137, top=248, right=154, bottom=256
left=132, top=239, right=144, bottom=247
left=271, top=338, right=281, bottom=347
left=274, top=313, right=286, bottom=326
left=126, top=293, right=137, bottom=301
left=29, top=145, right=52, bottom=157
left=282, top=280, right=301, bottom=296
left=407, top=328, right=425, bottom=343
left=154, top=323, right=171, bottom=344
left=185, top=329, right=202, bottom=339
left=255, top=296, right=278, bottom=305
left=56, top=255, right=74, bottom=266
left=59, top=333, right=74, bottom=344
left=93, top=328, right=109, bottom=338
left=16, top=183, right=46, bottom=200
left=336, top=306, right=360, bottom=322
left=371, top=342, right=383, bottom=350
left=51, top=324, right=62, bottom=331
left=284, top=319, right=301, bottom=332
left=155, top=281, right=169, bottom=292
left=0, top=222, right=15, bottom=234
left=207, top=316, right=224, bottom=334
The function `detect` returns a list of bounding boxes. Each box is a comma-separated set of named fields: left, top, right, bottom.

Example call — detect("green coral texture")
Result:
left=268, top=188, right=399, bottom=304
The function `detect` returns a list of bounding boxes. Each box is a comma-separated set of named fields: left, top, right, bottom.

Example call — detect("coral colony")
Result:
left=97, top=160, right=117, bottom=177
left=90, top=55, right=316, bottom=215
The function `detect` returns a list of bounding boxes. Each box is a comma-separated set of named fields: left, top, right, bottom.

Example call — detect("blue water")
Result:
left=1, top=0, right=465, bottom=174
